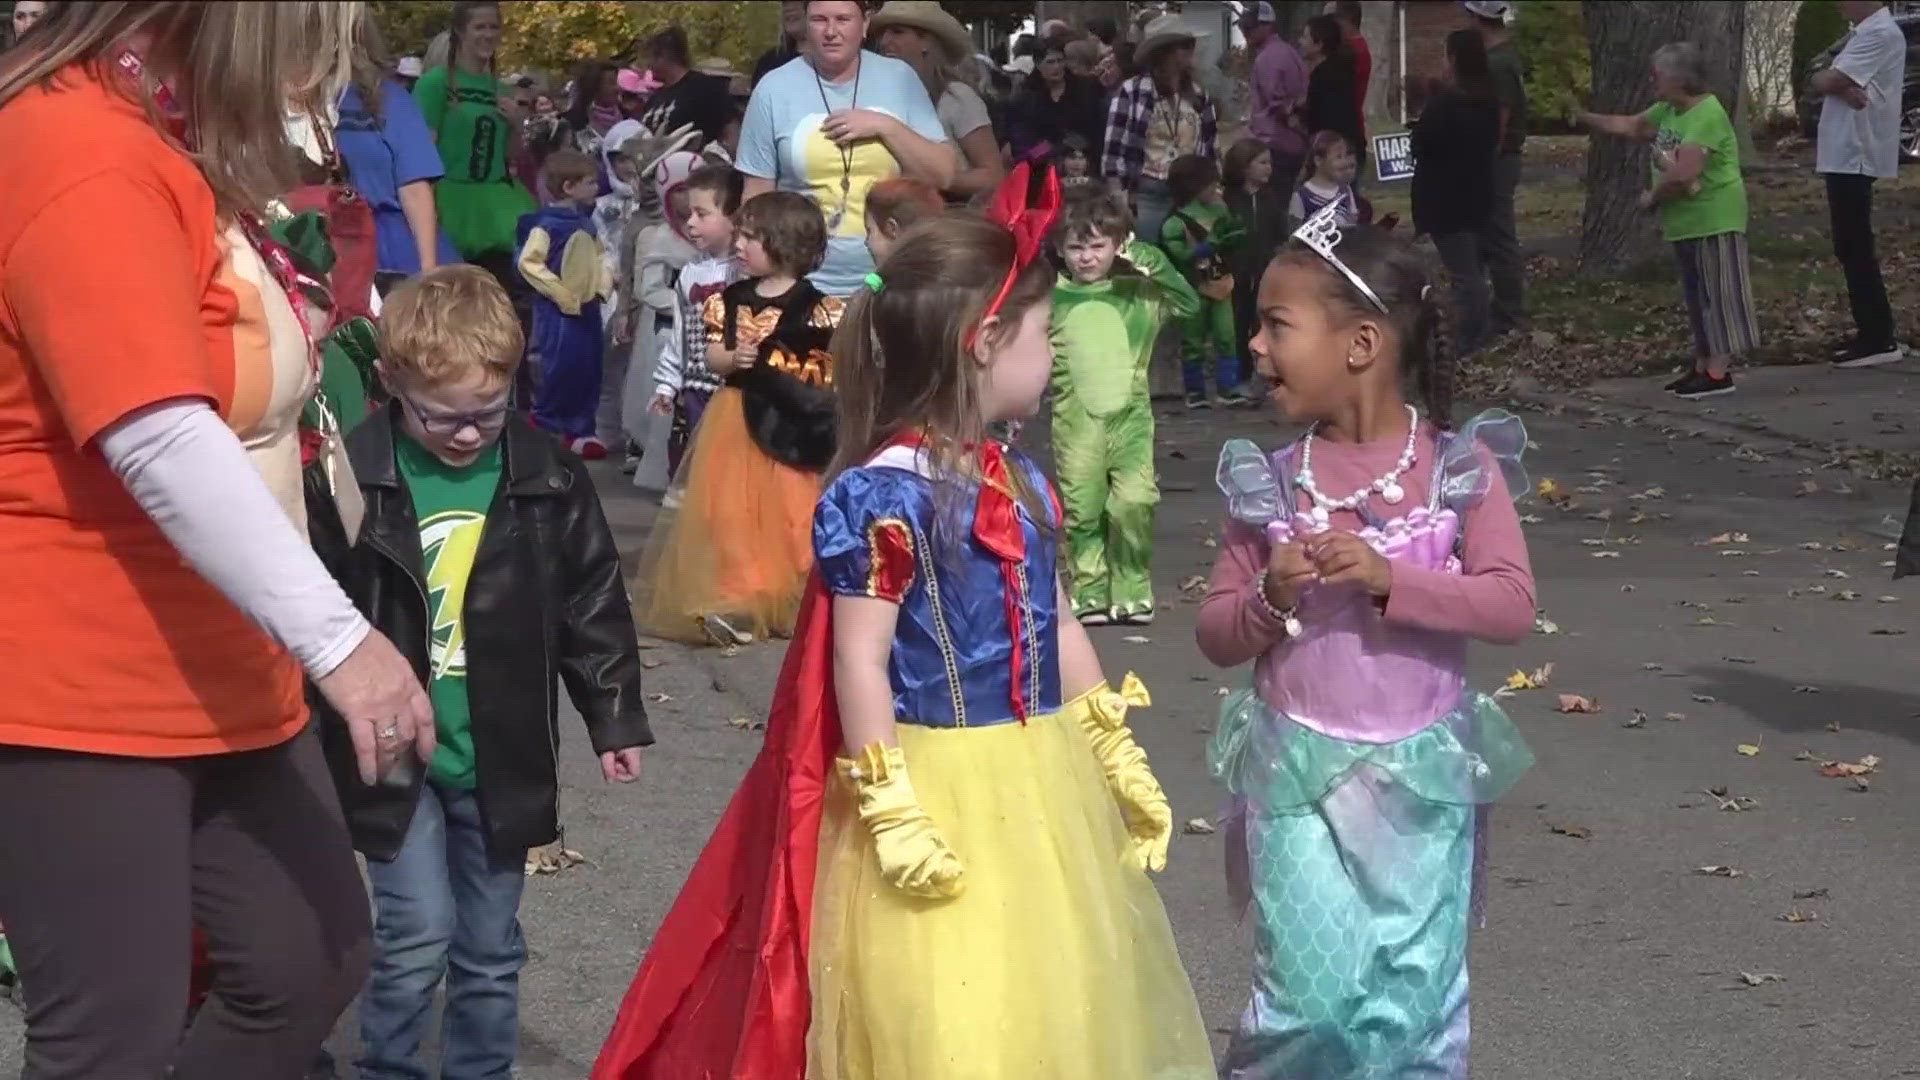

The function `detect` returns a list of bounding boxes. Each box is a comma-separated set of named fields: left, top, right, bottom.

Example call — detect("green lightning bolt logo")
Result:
left=419, top=511, right=486, bottom=680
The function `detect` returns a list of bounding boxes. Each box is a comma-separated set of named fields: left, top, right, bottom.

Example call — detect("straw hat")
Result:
left=869, top=1, right=973, bottom=65
left=1136, top=14, right=1197, bottom=65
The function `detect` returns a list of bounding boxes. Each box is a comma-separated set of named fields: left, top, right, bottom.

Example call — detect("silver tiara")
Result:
left=1290, top=201, right=1388, bottom=314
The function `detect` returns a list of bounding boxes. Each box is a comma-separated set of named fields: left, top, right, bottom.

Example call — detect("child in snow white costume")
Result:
left=1198, top=205, right=1537, bottom=1078
left=592, top=165, right=1214, bottom=1080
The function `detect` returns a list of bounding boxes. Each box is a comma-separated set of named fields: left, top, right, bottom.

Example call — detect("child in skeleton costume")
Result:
left=1197, top=205, right=1536, bottom=1079
left=1049, top=186, right=1199, bottom=626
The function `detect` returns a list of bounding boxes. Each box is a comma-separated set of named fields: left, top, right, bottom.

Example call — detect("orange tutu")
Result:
left=633, top=387, right=819, bottom=644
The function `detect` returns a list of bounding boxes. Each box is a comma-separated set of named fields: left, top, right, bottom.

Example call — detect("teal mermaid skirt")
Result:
left=1208, top=690, right=1532, bottom=1079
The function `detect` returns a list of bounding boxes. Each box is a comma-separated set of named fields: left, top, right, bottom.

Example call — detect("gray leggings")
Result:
left=0, top=726, right=369, bottom=1079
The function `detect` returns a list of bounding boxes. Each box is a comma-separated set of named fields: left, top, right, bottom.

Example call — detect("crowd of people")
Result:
left=0, top=1, right=1910, bottom=1079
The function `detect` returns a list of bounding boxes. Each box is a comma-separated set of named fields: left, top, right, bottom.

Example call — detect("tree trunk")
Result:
left=1578, top=1, right=1748, bottom=275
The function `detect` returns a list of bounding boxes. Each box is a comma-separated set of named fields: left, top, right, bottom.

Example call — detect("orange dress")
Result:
left=634, top=280, right=844, bottom=644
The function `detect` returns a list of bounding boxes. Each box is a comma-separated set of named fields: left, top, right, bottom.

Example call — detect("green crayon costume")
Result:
left=1050, top=240, right=1200, bottom=623
left=1160, top=202, right=1246, bottom=396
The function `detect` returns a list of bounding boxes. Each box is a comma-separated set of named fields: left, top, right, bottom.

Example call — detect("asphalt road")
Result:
left=5, top=400, right=1917, bottom=1079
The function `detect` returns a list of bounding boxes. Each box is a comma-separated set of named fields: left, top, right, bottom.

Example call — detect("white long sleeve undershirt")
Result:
left=96, top=397, right=370, bottom=679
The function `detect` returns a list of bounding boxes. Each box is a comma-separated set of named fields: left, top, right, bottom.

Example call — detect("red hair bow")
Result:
left=970, top=161, right=1062, bottom=347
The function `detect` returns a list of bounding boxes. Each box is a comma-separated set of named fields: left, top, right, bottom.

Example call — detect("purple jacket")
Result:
left=1249, top=35, right=1308, bottom=157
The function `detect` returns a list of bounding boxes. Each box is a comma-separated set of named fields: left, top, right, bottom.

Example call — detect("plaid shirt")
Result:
left=1101, top=74, right=1218, bottom=190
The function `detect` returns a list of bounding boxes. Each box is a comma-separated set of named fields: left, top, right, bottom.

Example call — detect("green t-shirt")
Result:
left=414, top=65, right=511, bottom=185
left=1644, top=94, right=1747, bottom=242
left=396, top=435, right=503, bottom=789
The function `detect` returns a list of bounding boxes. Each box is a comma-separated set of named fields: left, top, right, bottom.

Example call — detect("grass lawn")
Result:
left=1359, top=135, right=1920, bottom=395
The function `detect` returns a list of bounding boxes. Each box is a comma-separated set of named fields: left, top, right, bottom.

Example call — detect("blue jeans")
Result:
left=1133, top=176, right=1173, bottom=250
left=357, top=784, right=527, bottom=1080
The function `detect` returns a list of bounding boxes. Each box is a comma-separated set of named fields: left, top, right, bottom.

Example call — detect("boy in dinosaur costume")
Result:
left=1049, top=186, right=1200, bottom=626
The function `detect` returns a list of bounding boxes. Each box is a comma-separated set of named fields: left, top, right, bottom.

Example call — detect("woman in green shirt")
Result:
left=413, top=1, right=535, bottom=268
left=1579, top=42, right=1757, bottom=400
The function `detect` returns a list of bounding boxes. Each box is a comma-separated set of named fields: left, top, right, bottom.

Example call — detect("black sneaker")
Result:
left=1833, top=341, right=1905, bottom=369
left=1672, top=371, right=1735, bottom=399
left=1662, top=371, right=1696, bottom=392
left=1185, top=392, right=1212, bottom=410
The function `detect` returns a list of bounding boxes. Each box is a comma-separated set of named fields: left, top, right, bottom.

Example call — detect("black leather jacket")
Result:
left=308, top=407, right=652, bottom=863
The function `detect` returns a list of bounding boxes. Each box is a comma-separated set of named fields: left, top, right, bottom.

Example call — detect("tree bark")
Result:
left=1578, top=1, right=1748, bottom=275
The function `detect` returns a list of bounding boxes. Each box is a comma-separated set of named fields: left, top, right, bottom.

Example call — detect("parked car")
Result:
left=1797, top=10, right=1920, bottom=162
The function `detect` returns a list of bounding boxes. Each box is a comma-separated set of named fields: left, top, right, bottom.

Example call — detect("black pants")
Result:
left=0, top=728, right=369, bottom=1079
left=472, top=249, right=540, bottom=410
left=1480, top=154, right=1526, bottom=334
left=1432, top=230, right=1492, bottom=356
left=1824, top=172, right=1895, bottom=348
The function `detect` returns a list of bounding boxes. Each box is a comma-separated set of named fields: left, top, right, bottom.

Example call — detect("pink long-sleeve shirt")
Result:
left=1196, top=424, right=1535, bottom=742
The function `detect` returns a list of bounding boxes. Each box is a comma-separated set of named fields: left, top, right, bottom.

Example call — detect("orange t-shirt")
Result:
left=0, top=64, right=315, bottom=757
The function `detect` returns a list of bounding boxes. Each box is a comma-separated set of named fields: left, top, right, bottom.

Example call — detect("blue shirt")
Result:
left=737, top=52, right=947, bottom=296
left=336, top=80, right=459, bottom=273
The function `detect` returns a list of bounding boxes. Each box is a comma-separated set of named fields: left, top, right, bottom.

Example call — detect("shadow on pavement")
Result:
left=1684, top=663, right=1920, bottom=744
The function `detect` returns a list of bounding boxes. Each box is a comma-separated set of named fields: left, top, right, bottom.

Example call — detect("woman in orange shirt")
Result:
left=0, top=5, right=434, bottom=1076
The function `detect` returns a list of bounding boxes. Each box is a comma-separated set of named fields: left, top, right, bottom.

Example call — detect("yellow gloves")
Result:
left=1064, top=674, right=1174, bottom=873
left=836, top=743, right=966, bottom=900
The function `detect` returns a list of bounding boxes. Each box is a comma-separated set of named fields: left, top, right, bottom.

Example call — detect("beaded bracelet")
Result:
left=1254, top=570, right=1304, bottom=638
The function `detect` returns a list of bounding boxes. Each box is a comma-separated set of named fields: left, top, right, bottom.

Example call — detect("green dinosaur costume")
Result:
left=1050, top=240, right=1200, bottom=623
left=1161, top=201, right=1247, bottom=396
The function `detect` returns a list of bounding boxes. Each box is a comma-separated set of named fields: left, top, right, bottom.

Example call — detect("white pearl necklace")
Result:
left=1296, top=404, right=1420, bottom=531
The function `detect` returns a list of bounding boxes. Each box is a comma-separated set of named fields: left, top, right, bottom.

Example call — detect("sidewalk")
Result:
left=1512, top=357, right=1920, bottom=462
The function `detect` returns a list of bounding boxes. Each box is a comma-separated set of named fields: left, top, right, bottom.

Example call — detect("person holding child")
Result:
left=1198, top=204, right=1536, bottom=1077
left=1161, top=154, right=1250, bottom=409
left=636, top=191, right=846, bottom=647
left=311, top=265, right=651, bottom=1080
left=595, top=164, right=1213, bottom=1080
left=651, top=164, right=747, bottom=482
left=517, top=149, right=615, bottom=457
left=1051, top=186, right=1200, bottom=628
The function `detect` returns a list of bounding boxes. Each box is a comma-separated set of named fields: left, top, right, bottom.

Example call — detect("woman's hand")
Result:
left=1305, top=531, right=1393, bottom=598
left=821, top=108, right=899, bottom=146
left=313, top=629, right=435, bottom=785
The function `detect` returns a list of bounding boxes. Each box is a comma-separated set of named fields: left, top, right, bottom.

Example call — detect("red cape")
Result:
left=592, top=577, right=840, bottom=1080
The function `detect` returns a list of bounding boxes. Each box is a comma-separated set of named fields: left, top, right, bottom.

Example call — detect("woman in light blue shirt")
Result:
left=335, top=72, right=460, bottom=276
left=737, top=0, right=956, bottom=295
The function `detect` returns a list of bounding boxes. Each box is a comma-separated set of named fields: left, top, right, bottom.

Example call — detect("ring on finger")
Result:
left=378, top=724, right=401, bottom=740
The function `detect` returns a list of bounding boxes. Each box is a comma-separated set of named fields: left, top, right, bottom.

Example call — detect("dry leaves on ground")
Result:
left=1736, top=971, right=1786, bottom=988
left=1183, top=817, right=1217, bottom=835
left=1549, top=823, right=1593, bottom=840
left=1694, top=865, right=1745, bottom=878
left=525, top=844, right=588, bottom=877
left=1556, top=694, right=1601, bottom=714
left=1816, top=754, right=1880, bottom=778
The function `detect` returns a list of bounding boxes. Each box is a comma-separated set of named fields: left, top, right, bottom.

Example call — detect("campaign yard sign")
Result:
left=1372, top=131, right=1413, bottom=183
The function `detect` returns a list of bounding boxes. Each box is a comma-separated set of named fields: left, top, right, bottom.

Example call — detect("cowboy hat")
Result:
left=1136, top=14, right=1198, bottom=64
left=869, top=1, right=973, bottom=65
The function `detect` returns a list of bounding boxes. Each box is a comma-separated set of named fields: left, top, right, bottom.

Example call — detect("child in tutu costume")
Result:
left=593, top=165, right=1214, bottom=1080
left=1197, top=204, right=1537, bottom=1079
left=634, top=191, right=844, bottom=646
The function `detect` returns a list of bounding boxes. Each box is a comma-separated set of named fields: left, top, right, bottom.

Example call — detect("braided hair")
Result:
left=445, top=1, right=499, bottom=132
left=1279, top=224, right=1458, bottom=429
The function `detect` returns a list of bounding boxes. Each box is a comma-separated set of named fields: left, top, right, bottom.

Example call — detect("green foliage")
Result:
left=1514, top=0, right=1590, bottom=131
left=1793, top=0, right=1848, bottom=83
left=369, top=1, right=783, bottom=74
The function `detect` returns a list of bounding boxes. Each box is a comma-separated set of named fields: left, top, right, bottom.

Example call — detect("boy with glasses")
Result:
left=310, top=265, right=652, bottom=1079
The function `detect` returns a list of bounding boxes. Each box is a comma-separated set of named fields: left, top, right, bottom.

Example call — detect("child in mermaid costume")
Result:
left=1197, top=203, right=1537, bottom=1078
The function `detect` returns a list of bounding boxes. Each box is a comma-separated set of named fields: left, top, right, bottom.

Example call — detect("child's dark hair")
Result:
left=541, top=148, right=597, bottom=192
left=1055, top=184, right=1132, bottom=245
left=685, top=164, right=744, bottom=216
left=1301, top=129, right=1352, bottom=184
left=1305, top=13, right=1346, bottom=58
left=829, top=213, right=1056, bottom=531
left=1056, top=131, right=1092, bottom=163
left=866, top=178, right=946, bottom=237
left=736, top=191, right=828, bottom=275
left=1166, top=154, right=1219, bottom=208
left=1278, top=225, right=1456, bottom=428
left=1222, top=137, right=1270, bottom=191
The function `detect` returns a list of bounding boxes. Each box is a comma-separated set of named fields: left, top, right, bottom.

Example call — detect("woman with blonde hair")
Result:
left=0, top=4, right=433, bottom=1075
left=871, top=0, right=1005, bottom=201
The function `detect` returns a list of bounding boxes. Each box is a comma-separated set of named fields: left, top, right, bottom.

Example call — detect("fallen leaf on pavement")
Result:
left=1877, top=595, right=1899, bottom=603
left=1823, top=569, right=1850, bottom=579
left=1664, top=712, right=1687, bottom=722
left=1549, top=823, right=1593, bottom=840
left=524, top=845, right=588, bottom=877
left=1624, top=709, right=1648, bottom=728
left=1705, top=786, right=1759, bottom=812
left=1179, top=574, right=1208, bottom=595
left=1793, top=685, right=1821, bottom=694
left=1122, top=635, right=1152, bottom=644
left=1534, top=615, right=1561, bottom=634
left=1692, top=694, right=1718, bottom=704
left=1730, top=445, right=1768, bottom=463
left=1736, top=971, right=1785, bottom=988
left=1825, top=721, right=1843, bottom=732
left=1871, top=627, right=1908, bottom=635
left=1701, top=532, right=1751, bottom=546
left=647, top=692, right=675, bottom=705
left=1694, top=865, right=1745, bottom=878
left=1556, top=694, right=1601, bottom=714
left=641, top=657, right=664, bottom=670
left=1852, top=776, right=1872, bottom=792
left=1183, top=817, right=1217, bottom=835
left=1792, top=887, right=1830, bottom=900
left=1778, top=909, right=1820, bottom=923
left=1737, top=742, right=1762, bottom=757
left=1795, top=479, right=1820, bottom=497
left=1817, top=755, right=1879, bottom=778
left=1519, top=513, right=1544, bottom=524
